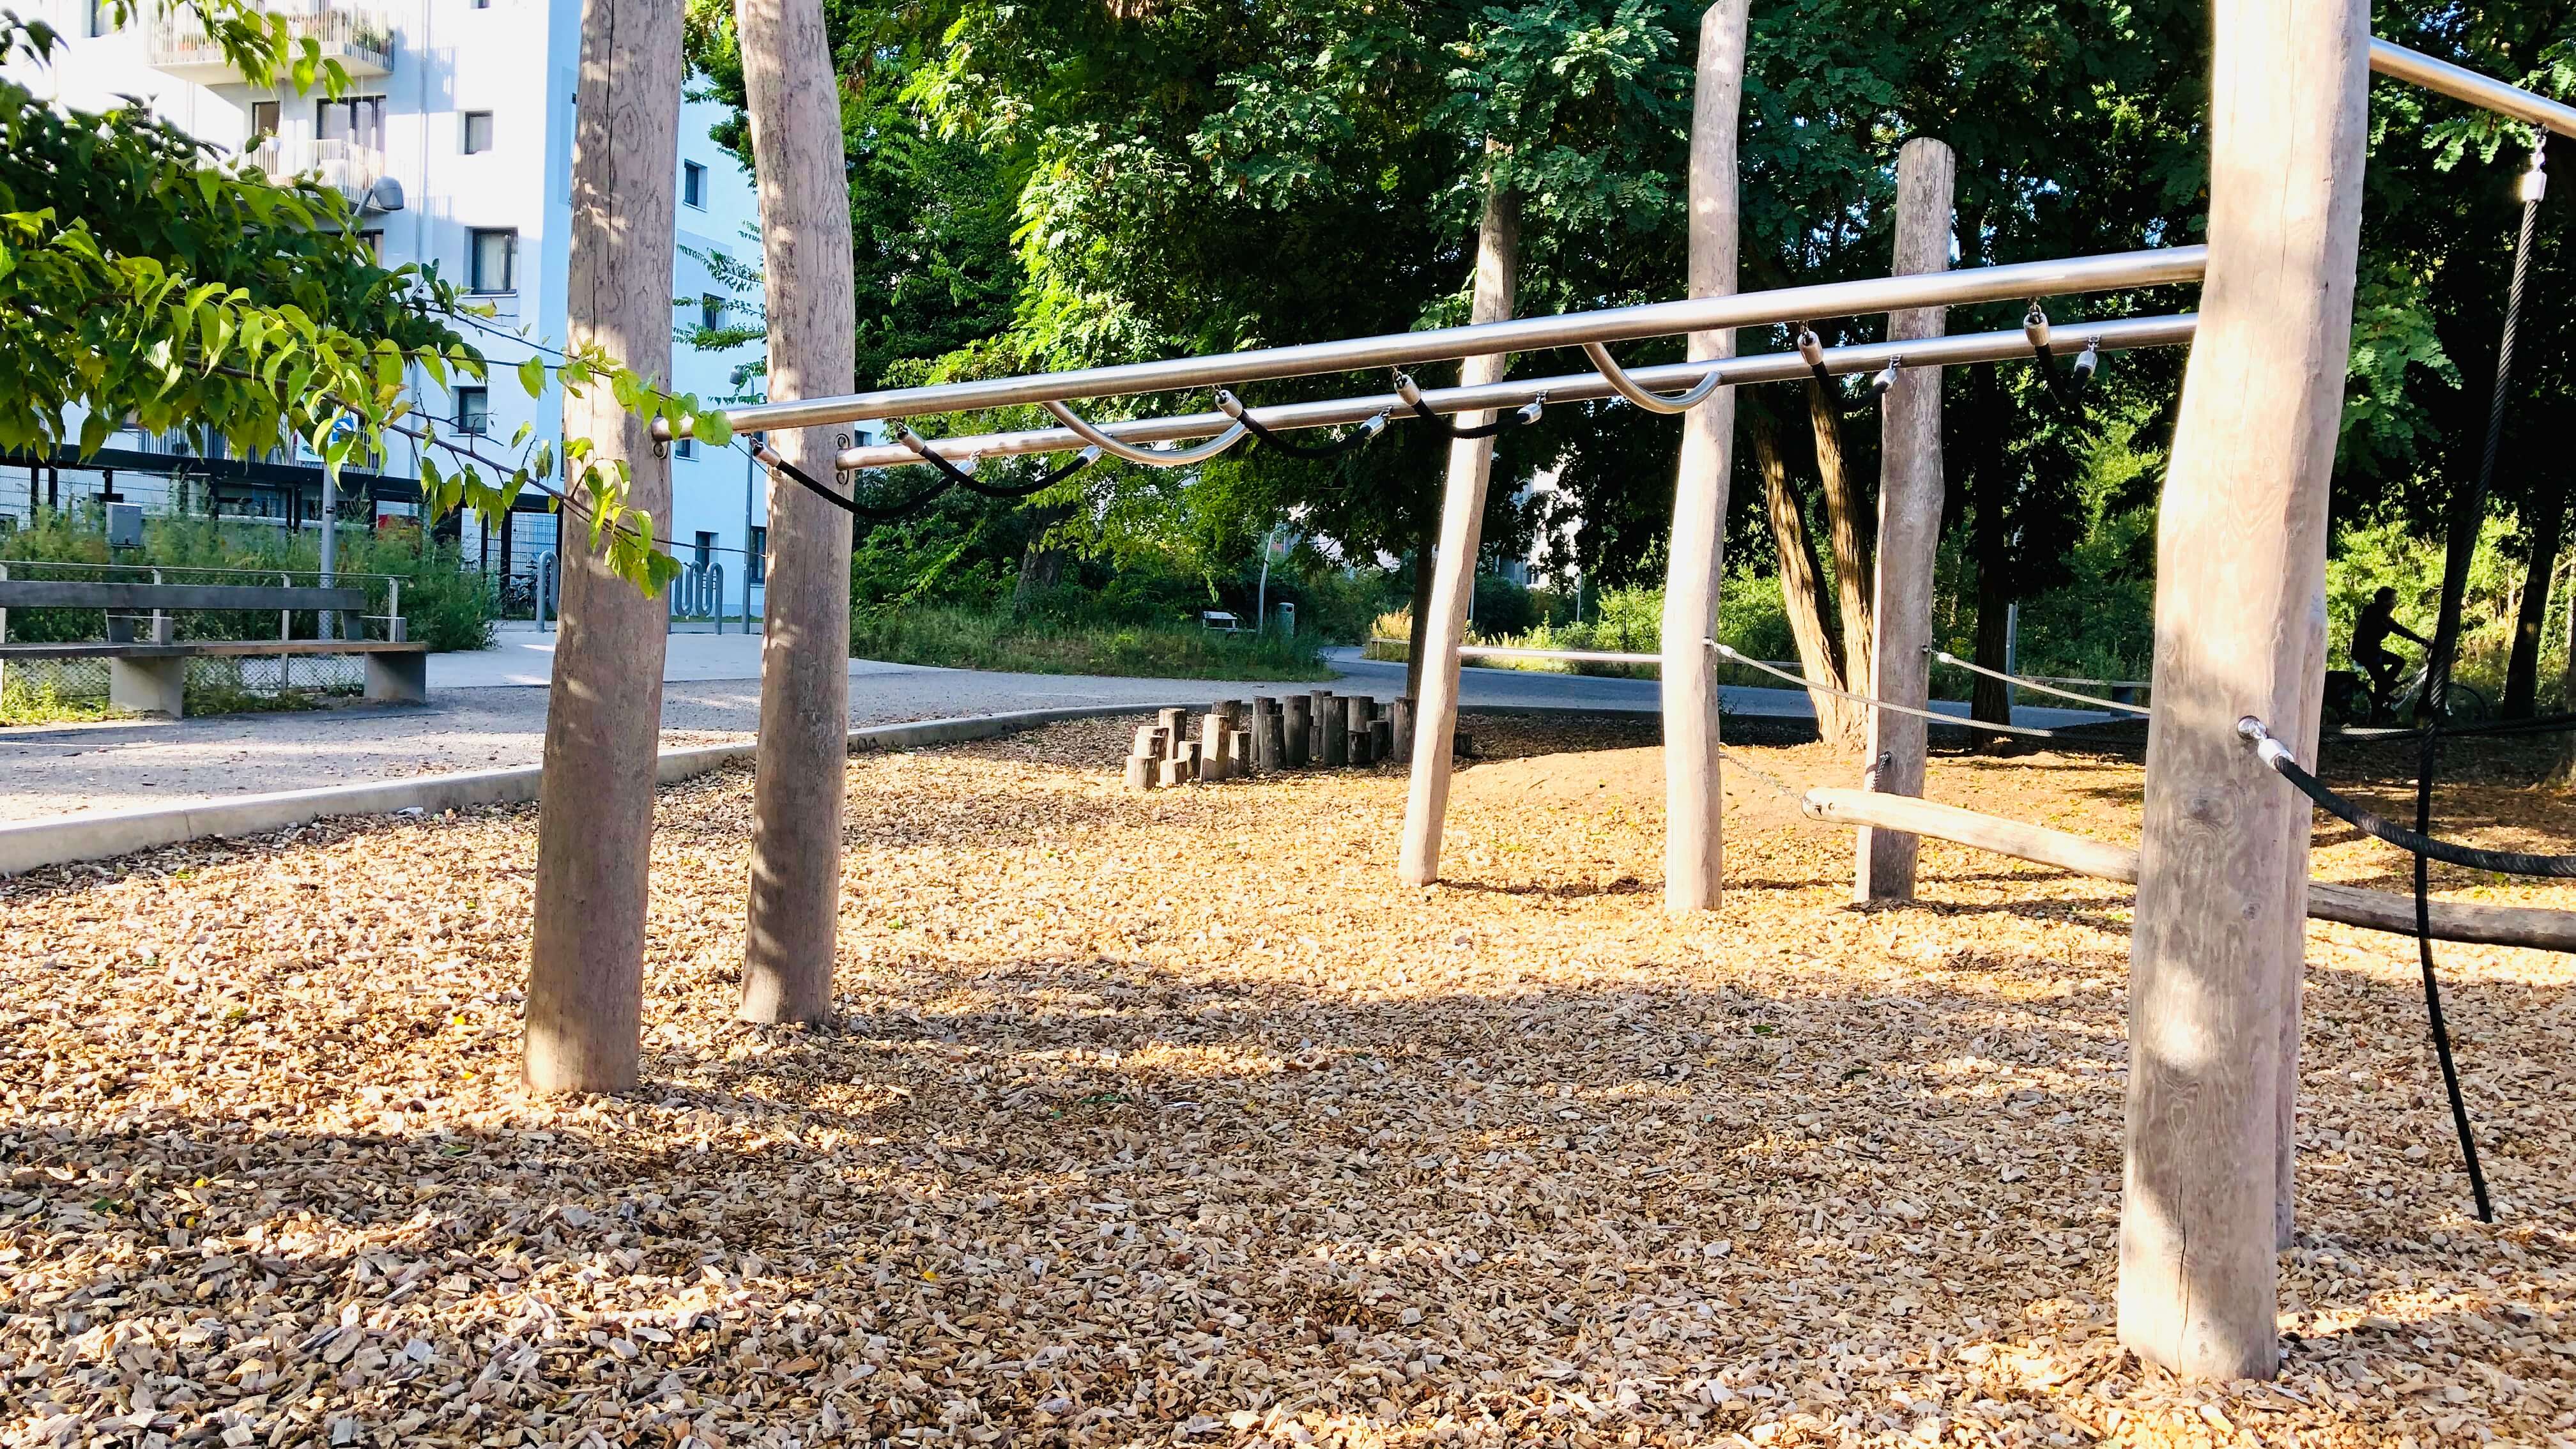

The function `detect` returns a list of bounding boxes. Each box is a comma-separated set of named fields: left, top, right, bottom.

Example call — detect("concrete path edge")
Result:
left=0, top=702, right=1186, bottom=877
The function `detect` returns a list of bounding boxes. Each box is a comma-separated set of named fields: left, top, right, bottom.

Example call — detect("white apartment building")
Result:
left=5, top=0, right=805, bottom=615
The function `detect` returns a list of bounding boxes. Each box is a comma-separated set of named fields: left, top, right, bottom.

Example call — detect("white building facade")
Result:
left=6, top=0, right=792, bottom=617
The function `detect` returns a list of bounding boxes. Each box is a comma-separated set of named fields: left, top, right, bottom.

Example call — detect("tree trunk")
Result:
left=1659, top=0, right=1750, bottom=915
left=1013, top=499, right=1078, bottom=608
left=2503, top=479, right=2563, bottom=717
left=2120, top=0, right=2366, bottom=1383
left=1809, top=379, right=1873, bottom=689
left=1855, top=136, right=1957, bottom=901
left=1969, top=364, right=2016, bottom=741
left=522, top=0, right=683, bottom=1096
left=1404, top=524, right=1437, bottom=703
left=1749, top=397, right=1855, bottom=739
left=1398, top=176, right=1518, bottom=885
left=737, top=0, right=859, bottom=1025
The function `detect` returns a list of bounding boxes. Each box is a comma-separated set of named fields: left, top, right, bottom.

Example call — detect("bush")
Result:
left=0, top=509, right=500, bottom=651
left=850, top=604, right=1330, bottom=681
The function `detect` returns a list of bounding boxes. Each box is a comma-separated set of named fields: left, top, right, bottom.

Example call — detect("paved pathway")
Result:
left=0, top=631, right=2111, bottom=823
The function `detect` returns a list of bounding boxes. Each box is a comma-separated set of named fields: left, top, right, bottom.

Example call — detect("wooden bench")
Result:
left=0, top=581, right=429, bottom=717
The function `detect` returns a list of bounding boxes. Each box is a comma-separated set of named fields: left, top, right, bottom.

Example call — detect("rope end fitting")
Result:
left=2022, top=303, right=2051, bottom=351
left=1870, top=358, right=1902, bottom=399
left=1794, top=326, right=1825, bottom=369
left=2238, top=715, right=2293, bottom=770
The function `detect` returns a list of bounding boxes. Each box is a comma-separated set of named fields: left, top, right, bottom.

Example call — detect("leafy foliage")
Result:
left=1, top=2, right=736, bottom=597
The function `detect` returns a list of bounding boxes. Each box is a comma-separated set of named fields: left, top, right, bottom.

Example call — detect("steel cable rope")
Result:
left=1705, top=641, right=2067, bottom=739
left=1928, top=648, right=2156, bottom=716
left=2240, top=719, right=2576, bottom=877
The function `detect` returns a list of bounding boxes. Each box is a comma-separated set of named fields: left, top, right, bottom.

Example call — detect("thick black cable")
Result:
left=1241, top=411, right=1386, bottom=458
left=2414, top=731, right=2496, bottom=1222
left=2248, top=739, right=2576, bottom=878
left=899, top=433, right=1100, bottom=499
left=1393, top=372, right=1544, bottom=440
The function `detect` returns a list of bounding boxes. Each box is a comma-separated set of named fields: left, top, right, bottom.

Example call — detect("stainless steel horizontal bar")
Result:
left=721, top=246, right=2204, bottom=435
left=2370, top=38, right=2576, bottom=137
left=1458, top=646, right=1660, bottom=665
left=837, top=312, right=2196, bottom=471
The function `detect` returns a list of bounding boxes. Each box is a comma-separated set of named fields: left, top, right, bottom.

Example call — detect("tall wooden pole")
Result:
left=1396, top=178, right=1518, bottom=885
left=2120, top=0, right=2367, bottom=1382
left=521, top=0, right=682, bottom=1094
left=736, top=0, right=859, bottom=1023
left=1853, top=137, right=1956, bottom=903
left=1659, top=0, right=1751, bottom=914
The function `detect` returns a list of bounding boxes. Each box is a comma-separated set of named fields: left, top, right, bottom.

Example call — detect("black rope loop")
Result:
left=1214, top=390, right=1392, bottom=460
left=896, top=429, right=1103, bottom=500
left=1392, top=372, right=1545, bottom=440
left=2239, top=718, right=2576, bottom=878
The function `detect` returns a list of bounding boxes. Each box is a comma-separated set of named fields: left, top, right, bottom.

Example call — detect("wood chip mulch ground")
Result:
left=4, top=713, right=2573, bottom=1449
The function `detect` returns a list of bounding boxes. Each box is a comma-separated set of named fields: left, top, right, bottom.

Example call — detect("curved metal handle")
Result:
left=1579, top=341, right=1724, bottom=415
left=1040, top=400, right=1250, bottom=467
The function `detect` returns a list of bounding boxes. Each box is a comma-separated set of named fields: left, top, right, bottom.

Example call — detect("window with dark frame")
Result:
left=747, top=526, right=767, bottom=583
left=675, top=437, right=695, bottom=459
left=700, top=293, right=723, bottom=331
left=315, top=95, right=386, bottom=150
left=356, top=229, right=383, bottom=261
left=682, top=160, right=707, bottom=209
left=249, top=101, right=280, bottom=142
left=456, top=387, right=489, bottom=435
left=694, top=532, right=715, bottom=569
left=463, top=111, right=494, bottom=154
left=468, top=227, right=516, bottom=294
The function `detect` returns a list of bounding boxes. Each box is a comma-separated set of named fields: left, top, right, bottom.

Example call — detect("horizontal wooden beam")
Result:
left=0, top=582, right=367, bottom=611
left=1801, top=786, right=2576, bottom=952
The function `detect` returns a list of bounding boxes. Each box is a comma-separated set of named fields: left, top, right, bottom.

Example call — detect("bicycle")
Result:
left=2325, top=661, right=2490, bottom=729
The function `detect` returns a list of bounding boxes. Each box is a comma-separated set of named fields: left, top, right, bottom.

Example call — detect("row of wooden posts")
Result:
left=1123, top=693, right=1467, bottom=790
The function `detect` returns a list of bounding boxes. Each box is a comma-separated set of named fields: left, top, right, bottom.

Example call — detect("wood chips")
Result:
left=4, top=714, right=2573, bottom=1448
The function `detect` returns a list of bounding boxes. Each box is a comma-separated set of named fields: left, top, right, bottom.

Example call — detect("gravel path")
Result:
left=3, top=716, right=2568, bottom=1448
left=0, top=640, right=2113, bottom=823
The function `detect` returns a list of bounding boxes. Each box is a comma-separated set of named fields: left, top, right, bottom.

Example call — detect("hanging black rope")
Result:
left=898, top=431, right=1101, bottom=499
left=1392, top=372, right=1545, bottom=440
left=1214, top=392, right=1392, bottom=460
left=2022, top=303, right=2102, bottom=406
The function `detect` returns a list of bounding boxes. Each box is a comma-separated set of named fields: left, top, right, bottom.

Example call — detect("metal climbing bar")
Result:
left=836, top=312, right=2198, bottom=472
left=2370, top=39, right=2576, bottom=138
left=686, top=247, right=2205, bottom=436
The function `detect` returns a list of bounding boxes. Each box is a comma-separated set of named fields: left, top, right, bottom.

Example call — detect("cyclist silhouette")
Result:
left=2351, top=586, right=2428, bottom=717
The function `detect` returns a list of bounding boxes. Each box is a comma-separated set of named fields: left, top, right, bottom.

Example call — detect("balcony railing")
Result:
left=148, top=4, right=393, bottom=80
left=247, top=135, right=387, bottom=206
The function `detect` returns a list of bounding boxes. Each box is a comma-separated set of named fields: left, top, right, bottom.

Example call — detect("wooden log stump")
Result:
left=1157, top=756, right=1190, bottom=788
left=1370, top=717, right=1392, bottom=762
left=1321, top=695, right=1349, bottom=766
left=1390, top=697, right=1414, bottom=763
left=1284, top=694, right=1314, bottom=768
left=1227, top=727, right=1254, bottom=778
left=1199, top=712, right=1229, bottom=781
left=1132, top=724, right=1167, bottom=759
left=1157, top=708, right=1188, bottom=755
left=1124, top=756, right=1156, bottom=792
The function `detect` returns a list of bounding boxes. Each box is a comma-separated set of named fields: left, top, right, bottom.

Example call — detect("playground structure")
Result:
left=634, top=3, right=2576, bottom=1383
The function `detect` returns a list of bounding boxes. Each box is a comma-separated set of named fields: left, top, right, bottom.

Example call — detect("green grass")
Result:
left=0, top=679, right=125, bottom=727
left=850, top=605, right=1332, bottom=681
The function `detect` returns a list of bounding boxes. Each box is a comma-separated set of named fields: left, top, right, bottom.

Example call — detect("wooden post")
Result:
left=1390, top=696, right=1414, bottom=763
left=1284, top=695, right=1312, bottom=767
left=1307, top=690, right=1332, bottom=762
left=1399, top=176, right=1519, bottom=885
left=1158, top=707, right=1188, bottom=754
left=1124, top=756, right=1156, bottom=792
left=1659, top=0, right=1752, bottom=914
left=737, top=0, right=859, bottom=1026
left=1199, top=711, right=1229, bottom=781
left=1853, top=137, right=1957, bottom=903
left=2119, top=0, right=2366, bottom=1384
left=1320, top=694, right=1349, bottom=767
left=521, top=0, right=682, bottom=1095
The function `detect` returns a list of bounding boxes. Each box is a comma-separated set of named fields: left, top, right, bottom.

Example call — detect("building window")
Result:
left=88, top=0, right=115, bottom=37
left=693, top=531, right=715, bottom=569
left=468, top=227, right=516, bottom=294
left=700, top=293, right=723, bottom=331
left=456, top=386, right=489, bottom=435
left=249, top=100, right=280, bottom=142
left=356, top=229, right=383, bottom=261
left=675, top=437, right=695, bottom=459
left=462, top=111, right=494, bottom=154
left=471, top=0, right=490, bottom=8
left=315, top=95, right=386, bottom=151
left=682, top=160, right=706, bottom=209
left=747, top=526, right=766, bottom=583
